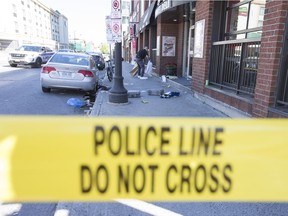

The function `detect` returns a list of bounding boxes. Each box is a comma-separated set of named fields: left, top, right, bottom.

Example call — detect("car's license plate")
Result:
left=61, top=72, right=72, bottom=78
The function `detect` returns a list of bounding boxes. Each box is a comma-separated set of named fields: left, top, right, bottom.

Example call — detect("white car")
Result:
left=40, top=52, right=101, bottom=93
left=8, top=45, right=54, bottom=68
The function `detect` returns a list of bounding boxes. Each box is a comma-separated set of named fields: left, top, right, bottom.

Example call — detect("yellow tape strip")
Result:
left=0, top=116, right=288, bottom=201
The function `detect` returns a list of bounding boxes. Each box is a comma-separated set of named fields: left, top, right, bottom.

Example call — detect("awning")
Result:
left=139, top=1, right=157, bottom=32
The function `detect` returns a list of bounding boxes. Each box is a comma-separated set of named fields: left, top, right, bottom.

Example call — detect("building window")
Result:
left=12, top=4, right=17, bottom=17
left=224, top=0, right=266, bottom=40
left=15, top=22, right=19, bottom=33
left=24, top=25, right=27, bottom=34
left=23, top=9, right=26, bottom=21
left=209, top=0, right=266, bottom=98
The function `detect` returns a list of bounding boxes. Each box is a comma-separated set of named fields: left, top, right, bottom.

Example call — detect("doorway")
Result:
left=186, top=25, right=194, bottom=78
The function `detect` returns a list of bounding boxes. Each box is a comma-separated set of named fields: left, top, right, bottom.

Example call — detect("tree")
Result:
left=99, top=43, right=109, bottom=54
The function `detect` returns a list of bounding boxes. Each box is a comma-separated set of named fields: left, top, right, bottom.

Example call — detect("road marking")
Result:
left=0, top=203, right=22, bottom=215
left=54, top=209, right=69, bottom=216
left=115, top=199, right=183, bottom=216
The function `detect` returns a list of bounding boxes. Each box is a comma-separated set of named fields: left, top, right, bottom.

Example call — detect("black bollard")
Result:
left=108, top=42, right=128, bottom=104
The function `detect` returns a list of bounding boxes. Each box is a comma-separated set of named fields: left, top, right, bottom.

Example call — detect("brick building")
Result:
left=128, top=0, right=288, bottom=118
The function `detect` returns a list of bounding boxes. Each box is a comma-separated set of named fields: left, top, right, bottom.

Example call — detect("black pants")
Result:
left=135, top=57, right=145, bottom=76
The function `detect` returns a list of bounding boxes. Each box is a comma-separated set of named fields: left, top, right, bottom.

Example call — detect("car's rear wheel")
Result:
left=89, top=81, right=99, bottom=94
left=34, top=58, right=42, bottom=68
left=10, top=63, right=17, bottom=67
left=42, top=86, right=51, bottom=93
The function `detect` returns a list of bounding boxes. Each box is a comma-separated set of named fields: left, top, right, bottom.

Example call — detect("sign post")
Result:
left=108, top=0, right=128, bottom=104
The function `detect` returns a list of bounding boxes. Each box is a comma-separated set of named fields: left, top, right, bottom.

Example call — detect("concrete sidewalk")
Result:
left=90, top=62, right=250, bottom=118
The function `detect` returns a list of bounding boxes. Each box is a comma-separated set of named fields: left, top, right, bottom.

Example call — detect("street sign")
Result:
left=111, top=18, right=122, bottom=43
left=105, top=16, right=114, bottom=44
left=1, top=116, right=288, bottom=202
left=111, top=0, right=121, bottom=19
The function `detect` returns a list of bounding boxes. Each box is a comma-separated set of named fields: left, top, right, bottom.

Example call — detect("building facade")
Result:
left=128, top=0, right=288, bottom=118
left=0, top=0, right=69, bottom=51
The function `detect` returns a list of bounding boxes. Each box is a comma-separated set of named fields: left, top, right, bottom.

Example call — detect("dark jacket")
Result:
left=136, top=49, right=148, bottom=59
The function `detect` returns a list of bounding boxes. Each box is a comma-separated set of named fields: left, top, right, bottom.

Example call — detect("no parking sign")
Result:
left=110, top=0, right=122, bottom=43
left=111, top=0, right=121, bottom=19
left=111, top=19, right=122, bottom=43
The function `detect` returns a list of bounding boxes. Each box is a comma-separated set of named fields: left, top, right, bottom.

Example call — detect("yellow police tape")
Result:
left=0, top=116, right=288, bottom=202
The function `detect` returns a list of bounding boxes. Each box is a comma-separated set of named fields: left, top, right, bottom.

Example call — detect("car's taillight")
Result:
left=42, top=66, right=56, bottom=73
left=78, top=70, right=94, bottom=77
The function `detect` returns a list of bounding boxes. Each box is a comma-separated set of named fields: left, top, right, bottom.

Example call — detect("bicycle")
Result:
left=106, top=59, right=114, bottom=82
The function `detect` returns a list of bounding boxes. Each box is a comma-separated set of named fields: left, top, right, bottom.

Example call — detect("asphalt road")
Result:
left=0, top=64, right=90, bottom=116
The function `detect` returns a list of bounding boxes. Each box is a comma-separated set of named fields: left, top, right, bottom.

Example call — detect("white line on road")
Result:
left=115, top=199, right=183, bottom=216
left=0, top=203, right=22, bottom=216
left=54, top=209, right=69, bottom=216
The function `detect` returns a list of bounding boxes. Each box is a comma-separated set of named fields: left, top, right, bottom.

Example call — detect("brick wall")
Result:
left=253, top=0, right=288, bottom=117
left=192, top=1, right=214, bottom=94
left=156, top=18, right=179, bottom=75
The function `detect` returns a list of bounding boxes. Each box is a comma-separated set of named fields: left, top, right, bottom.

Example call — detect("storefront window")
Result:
left=225, top=0, right=266, bottom=40
left=209, top=0, right=265, bottom=97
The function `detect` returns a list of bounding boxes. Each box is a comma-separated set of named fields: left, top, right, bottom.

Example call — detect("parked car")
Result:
left=57, top=49, right=75, bottom=52
left=87, top=52, right=106, bottom=70
left=40, top=52, right=102, bottom=93
left=8, top=45, right=54, bottom=68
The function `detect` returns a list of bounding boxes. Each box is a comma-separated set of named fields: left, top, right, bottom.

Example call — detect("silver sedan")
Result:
left=40, top=52, right=100, bottom=93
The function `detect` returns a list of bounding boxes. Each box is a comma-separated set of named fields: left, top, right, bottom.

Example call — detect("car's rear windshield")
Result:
left=50, top=54, right=89, bottom=66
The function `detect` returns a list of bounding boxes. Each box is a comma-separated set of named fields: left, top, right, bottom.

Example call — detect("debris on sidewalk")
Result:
left=161, top=75, right=167, bottom=82
left=130, top=64, right=138, bottom=76
left=67, top=98, right=86, bottom=108
left=166, top=75, right=178, bottom=79
left=141, top=99, right=149, bottom=104
left=83, top=92, right=96, bottom=103
left=128, top=90, right=141, bottom=98
left=145, top=60, right=153, bottom=77
left=68, top=89, right=98, bottom=113
left=139, top=76, right=148, bottom=80
left=160, top=91, right=180, bottom=98
left=98, top=84, right=111, bottom=91
left=147, top=89, right=164, bottom=96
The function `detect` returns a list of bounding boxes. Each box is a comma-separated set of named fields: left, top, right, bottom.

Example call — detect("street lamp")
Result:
left=108, top=42, right=128, bottom=104
left=108, top=1, right=128, bottom=104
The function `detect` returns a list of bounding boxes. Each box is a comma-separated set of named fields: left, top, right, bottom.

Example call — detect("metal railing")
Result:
left=209, top=39, right=261, bottom=97
left=276, top=55, right=288, bottom=107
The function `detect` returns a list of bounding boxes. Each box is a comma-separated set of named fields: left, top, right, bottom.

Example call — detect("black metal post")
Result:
left=109, top=42, right=128, bottom=104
